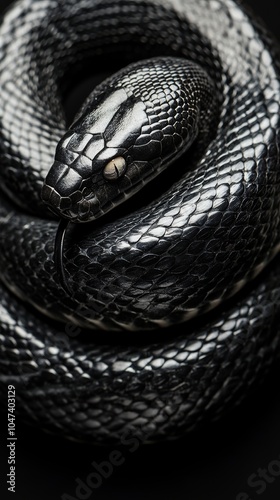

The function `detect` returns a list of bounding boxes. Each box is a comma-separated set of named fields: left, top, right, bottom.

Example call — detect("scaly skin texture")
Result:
left=0, top=0, right=280, bottom=442
left=42, top=57, right=217, bottom=222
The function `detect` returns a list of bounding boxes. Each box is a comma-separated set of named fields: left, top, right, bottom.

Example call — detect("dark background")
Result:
left=1, top=0, right=280, bottom=499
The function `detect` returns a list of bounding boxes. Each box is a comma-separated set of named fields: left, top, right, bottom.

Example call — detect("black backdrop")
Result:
left=0, top=1, right=280, bottom=499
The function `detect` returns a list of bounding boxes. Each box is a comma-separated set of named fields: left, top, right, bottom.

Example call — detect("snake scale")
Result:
left=1, top=0, right=280, bottom=444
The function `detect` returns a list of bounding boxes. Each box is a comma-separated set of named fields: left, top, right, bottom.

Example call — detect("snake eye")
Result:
left=103, top=156, right=126, bottom=181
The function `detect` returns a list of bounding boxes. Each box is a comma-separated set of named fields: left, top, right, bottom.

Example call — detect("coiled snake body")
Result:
left=1, top=0, right=280, bottom=443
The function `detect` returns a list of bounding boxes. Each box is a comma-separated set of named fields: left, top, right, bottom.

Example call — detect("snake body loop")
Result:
left=0, top=0, right=280, bottom=443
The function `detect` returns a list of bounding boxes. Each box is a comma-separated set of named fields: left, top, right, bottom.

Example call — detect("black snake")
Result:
left=1, top=0, right=280, bottom=444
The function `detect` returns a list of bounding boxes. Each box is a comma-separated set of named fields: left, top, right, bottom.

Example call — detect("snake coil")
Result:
left=0, top=0, right=280, bottom=443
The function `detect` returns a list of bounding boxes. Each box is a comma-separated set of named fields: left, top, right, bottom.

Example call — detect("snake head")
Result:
left=41, top=86, right=149, bottom=222
left=41, top=58, right=214, bottom=222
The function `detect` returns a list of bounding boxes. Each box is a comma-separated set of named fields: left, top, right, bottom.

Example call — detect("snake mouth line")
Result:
left=42, top=158, right=169, bottom=223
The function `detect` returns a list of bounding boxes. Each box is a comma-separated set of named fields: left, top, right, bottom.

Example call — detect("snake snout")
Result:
left=41, top=158, right=93, bottom=220
left=41, top=169, right=103, bottom=222
left=41, top=180, right=74, bottom=220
